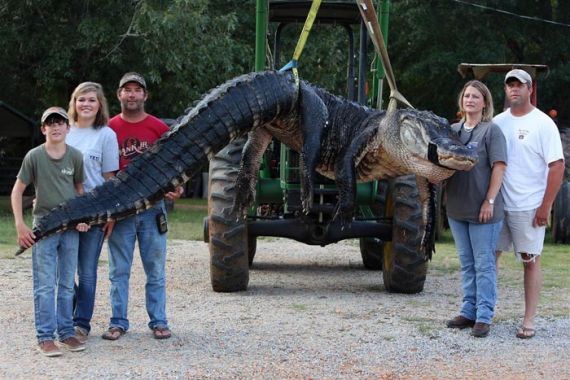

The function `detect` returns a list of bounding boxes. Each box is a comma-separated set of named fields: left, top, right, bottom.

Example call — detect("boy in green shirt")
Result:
left=11, top=107, right=89, bottom=357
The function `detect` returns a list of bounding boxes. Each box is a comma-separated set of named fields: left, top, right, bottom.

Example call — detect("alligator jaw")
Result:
left=428, top=139, right=478, bottom=171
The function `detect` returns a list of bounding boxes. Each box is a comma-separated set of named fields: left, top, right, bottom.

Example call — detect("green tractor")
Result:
left=204, top=0, right=429, bottom=294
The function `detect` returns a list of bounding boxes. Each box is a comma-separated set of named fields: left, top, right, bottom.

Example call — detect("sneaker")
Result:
left=446, top=315, right=476, bottom=329
left=74, top=326, right=89, bottom=343
left=38, top=340, right=63, bottom=357
left=58, top=336, right=86, bottom=352
left=471, top=322, right=491, bottom=338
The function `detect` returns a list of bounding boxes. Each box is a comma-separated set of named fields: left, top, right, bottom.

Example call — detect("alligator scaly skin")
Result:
left=32, top=71, right=298, bottom=240
left=25, top=70, right=477, bottom=259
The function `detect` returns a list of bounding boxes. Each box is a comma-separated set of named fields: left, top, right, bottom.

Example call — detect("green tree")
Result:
left=0, top=0, right=256, bottom=119
left=389, top=0, right=569, bottom=122
left=0, top=0, right=567, bottom=125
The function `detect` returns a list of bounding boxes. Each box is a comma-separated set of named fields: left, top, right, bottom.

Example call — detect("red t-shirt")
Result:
left=109, top=114, right=169, bottom=170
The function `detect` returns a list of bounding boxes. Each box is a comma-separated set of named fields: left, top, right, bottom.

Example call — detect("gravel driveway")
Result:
left=0, top=239, right=568, bottom=379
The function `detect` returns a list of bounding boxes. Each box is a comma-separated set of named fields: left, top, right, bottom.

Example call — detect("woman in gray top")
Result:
left=445, top=80, right=507, bottom=338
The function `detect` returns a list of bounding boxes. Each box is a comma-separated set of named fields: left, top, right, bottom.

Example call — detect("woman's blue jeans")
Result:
left=73, top=226, right=105, bottom=333
left=448, top=218, right=502, bottom=324
left=32, top=230, right=79, bottom=342
left=107, top=202, right=168, bottom=331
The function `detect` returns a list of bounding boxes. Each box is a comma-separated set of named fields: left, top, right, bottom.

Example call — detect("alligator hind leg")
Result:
left=333, top=147, right=357, bottom=227
left=334, top=116, right=382, bottom=226
left=232, top=128, right=273, bottom=218
left=299, top=83, right=328, bottom=214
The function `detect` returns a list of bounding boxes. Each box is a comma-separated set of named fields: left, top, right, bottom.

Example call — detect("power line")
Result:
left=451, top=0, right=570, bottom=28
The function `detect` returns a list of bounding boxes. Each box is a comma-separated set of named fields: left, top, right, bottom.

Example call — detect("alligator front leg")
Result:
left=416, top=176, right=437, bottom=259
left=232, top=129, right=273, bottom=218
left=299, top=83, right=328, bottom=213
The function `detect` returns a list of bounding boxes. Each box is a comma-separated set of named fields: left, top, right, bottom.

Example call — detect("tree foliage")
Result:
left=0, top=0, right=568, bottom=124
left=0, top=0, right=255, bottom=119
left=390, top=0, right=570, bottom=121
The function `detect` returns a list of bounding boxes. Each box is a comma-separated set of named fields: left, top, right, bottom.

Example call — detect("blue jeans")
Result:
left=73, top=226, right=105, bottom=333
left=32, top=230, right=79, bottom=342
left=448, top=218, right=502, bottom=324
left=107, top=202, right=168, bottom=331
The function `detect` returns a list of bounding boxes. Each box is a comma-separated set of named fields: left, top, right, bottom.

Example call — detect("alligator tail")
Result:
left=30, top=71, right=298, bottom=243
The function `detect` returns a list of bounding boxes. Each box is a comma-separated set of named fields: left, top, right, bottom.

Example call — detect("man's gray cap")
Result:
left=504, top=69, right=532, bottom=85
left=119, top=72, right=147, bottom=89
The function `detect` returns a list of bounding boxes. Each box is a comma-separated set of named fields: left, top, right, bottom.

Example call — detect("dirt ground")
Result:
left=0, top=239, right=568, bottom=379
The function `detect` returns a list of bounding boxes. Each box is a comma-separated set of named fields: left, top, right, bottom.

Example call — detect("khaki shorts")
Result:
left=497, top=209, right=545, bottom=261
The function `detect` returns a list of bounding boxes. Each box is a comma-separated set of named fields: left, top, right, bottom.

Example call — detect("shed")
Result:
left=0, top=102, right=38, bottom=195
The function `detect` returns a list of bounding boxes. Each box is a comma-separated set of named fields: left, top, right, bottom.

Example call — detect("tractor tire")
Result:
left=382, top=175, right=429, bottom=294
left=359, top=180, right=388, bottom=270
left=552, top=180, right=570, bottom=243
left=359, top=238, right=383, bottom=270
left=208, top=138, right=250, bottom=292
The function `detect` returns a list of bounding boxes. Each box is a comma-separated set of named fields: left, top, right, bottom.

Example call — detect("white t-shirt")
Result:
left=493, top=108, right=564, bottom=211
left=67, top=125, right=119, bottom=191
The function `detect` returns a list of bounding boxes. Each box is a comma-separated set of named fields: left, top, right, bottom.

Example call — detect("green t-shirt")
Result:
left=17, top=144, right=84, bottom=225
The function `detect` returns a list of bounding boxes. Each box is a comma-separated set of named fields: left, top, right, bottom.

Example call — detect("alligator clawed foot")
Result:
left=420, top=232, right=435, bottom=260
left=333, top=204, right=355, bottom=230
left=232, top=178, right=256, bottom=221
left=301, top=193, right=313, bottom=216
left=231, top=200, right=250, bottom=222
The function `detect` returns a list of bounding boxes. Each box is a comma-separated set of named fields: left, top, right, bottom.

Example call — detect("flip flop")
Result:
left=152, top=326, right=172, bottom=340
left=102, top=327, right=126, bottom=341
left=516, top=326, right=536, bottom=339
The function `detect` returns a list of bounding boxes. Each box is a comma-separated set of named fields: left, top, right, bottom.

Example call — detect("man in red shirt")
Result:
left=103, top=73, right=182, bottom=341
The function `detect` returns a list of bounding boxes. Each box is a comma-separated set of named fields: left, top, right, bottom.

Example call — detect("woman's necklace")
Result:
left=459, top=121, right=479, bottom=145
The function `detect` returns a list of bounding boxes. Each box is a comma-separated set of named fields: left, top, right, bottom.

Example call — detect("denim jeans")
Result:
left=107, top=202, right=168, bottom=331
left=448, top=218, right=502, bottom=324
left=32, top=230, right=79, bottom=342
left=73, top=225, right=105, bottom=333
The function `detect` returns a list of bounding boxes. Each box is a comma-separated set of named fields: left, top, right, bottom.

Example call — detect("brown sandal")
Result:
left=102, top=327, right=125, bottom=341
left=516, top=326, right=536, bottom=339
left=152, top=326, right=172, bottom=340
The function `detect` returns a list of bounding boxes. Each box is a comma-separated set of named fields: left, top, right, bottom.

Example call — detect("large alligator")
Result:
left=22, top=70, right=477, bottom=256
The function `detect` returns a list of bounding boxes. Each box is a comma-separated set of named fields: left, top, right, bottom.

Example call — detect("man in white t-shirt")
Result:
left=493, top=69, right=564, bottom=339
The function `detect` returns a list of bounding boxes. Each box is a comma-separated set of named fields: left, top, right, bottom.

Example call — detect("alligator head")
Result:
left=384, top=108, right=478, bottom=181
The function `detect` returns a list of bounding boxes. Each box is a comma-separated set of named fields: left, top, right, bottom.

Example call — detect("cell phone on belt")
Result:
left=156, top=212, right=168, bottom=234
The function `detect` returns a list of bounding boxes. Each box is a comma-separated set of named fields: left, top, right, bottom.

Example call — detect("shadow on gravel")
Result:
left=243, top=284, right=385, bottom=296
left=250, top=261, right=367, bottom=272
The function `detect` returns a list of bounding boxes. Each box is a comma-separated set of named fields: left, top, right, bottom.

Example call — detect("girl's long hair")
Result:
left=67, top=82, right=109, bottom=128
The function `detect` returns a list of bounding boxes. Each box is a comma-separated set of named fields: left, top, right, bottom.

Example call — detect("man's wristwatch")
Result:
left=487, top=198, right=495, bottom=205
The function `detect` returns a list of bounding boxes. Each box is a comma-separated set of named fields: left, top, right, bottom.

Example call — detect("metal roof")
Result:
left=269, top=0, right=362, bottom=25
left=457, top=63, right=549, bottom=81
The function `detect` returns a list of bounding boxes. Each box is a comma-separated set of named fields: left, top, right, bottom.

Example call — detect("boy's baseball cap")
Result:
left=41, top=106, right=69, bottom=123
left=119, top=72, right=147, bottom=89
left=504, top=69, right=532, bottom=85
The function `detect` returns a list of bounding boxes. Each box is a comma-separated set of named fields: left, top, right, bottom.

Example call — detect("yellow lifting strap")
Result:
left=279, top=0, right=322, bottom=83
left=356, top=0, right=413, bottom=111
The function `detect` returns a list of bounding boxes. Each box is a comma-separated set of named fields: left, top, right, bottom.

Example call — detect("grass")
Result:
left=167, top=198, right=208, bottom=241
left=432, top=230, right=570, bottom=316
left=291, top=303, right=309, bottom=312
left=432, top=230, right=570, bottom=291
left=0, top=196, right=208, bottom=258
left=0, top=197, right=32, bottom=258
left=0, top=196, right=568, bottom=298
